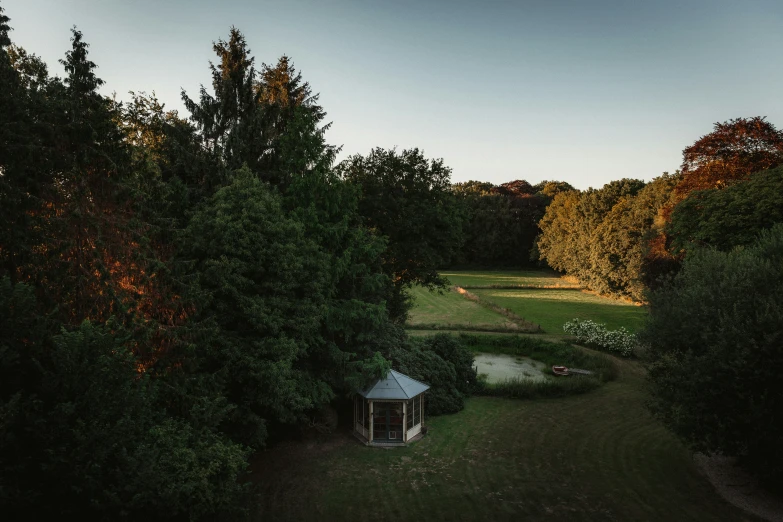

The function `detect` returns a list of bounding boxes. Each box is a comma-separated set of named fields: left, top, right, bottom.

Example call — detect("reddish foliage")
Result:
left=495, top=179, right=536, bottom=197
left=676, top=117, right=783, bottom=195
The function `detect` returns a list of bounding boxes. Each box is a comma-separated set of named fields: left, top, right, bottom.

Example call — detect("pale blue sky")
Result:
left=4, top=0, right=782, bottom=189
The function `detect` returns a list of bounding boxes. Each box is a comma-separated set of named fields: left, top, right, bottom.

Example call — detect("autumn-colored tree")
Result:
left=532, top=180, right=576, bottom=199
left=641, top=118, right=783, bottom=286
left=675, top=116, right=783, bottom=196
left=496, top=179, right=535, bottom=197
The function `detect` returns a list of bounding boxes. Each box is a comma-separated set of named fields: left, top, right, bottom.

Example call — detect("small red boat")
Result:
left=552, top=365, right=570, bottom=376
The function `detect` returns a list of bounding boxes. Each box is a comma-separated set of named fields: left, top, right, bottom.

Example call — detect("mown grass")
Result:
left=472, top=288, right=647, bottom=333
left=252, top=356, right=750, bottom=522
left=442, top=269, right=580, bottom=289
left=407, top=285, right=517, bottom=330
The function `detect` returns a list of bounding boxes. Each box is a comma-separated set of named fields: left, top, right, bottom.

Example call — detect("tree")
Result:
left=0, top=278, right=249, bottom=521
left=386, top=334, right=476, bottom=415
left=532, top=180, right=576, bottom=199
left=676, top=116, right=783, bottom=196
left=178, top=168, right=330, bottom=448
left=668, top=166, right=783, bottom=254
left=338, top=148, right=464, bottom=321
left=592, top=174, right=679, bottom=300
left=182, top=28, right=263, bottom=183
left=257, top=55, right=331, bottom=185
left=182, top=30, right=331, bottom=189
left=536, top=178, right=648, bottom=298
left=643, top=224, right=783, bottom=487
left=452, top=179, right=548, bottom=268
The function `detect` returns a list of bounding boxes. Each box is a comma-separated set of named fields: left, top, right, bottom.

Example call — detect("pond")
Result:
left=473, top=353, right=548, bottom=383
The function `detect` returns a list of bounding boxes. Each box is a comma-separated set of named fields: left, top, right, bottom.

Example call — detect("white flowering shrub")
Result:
left=563, top=318, right=637, bottom=357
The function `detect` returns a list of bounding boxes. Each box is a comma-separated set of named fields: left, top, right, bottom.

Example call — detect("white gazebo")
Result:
left=353, top=370, right=429, bottom=445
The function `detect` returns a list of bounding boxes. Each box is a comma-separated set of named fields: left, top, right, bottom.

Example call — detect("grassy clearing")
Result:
left=252, top=356, right=749, bottom=522
left=407, top=285, right=517, bottom=330
left=472, top=288, right=647, bottom=333
left=406, top=329, right=571, bottom=342
left=442, top=269, right=580, bottom=289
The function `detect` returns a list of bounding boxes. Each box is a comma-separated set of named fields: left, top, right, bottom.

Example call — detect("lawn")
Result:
left=252, top=356, right=748, bottom=522
left=472, top=288, right=647, bottom=333
left=442, top=269, right=580, bottom=289
left=407, top=285, right=514, bottom=330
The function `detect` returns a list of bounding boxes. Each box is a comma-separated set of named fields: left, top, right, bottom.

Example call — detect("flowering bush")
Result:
left=563, top=318, right=637, bottom=357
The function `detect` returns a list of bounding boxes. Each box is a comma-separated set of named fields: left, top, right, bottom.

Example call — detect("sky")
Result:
left=4, top=0, right=783, bottom=189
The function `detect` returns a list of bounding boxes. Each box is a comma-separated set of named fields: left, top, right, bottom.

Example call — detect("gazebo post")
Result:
left=402, top=400, right=407, bottom=442
left=368, top=400, right=373, bottom=442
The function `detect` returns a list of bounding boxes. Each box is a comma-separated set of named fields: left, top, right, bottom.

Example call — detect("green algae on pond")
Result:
left=473, top=353, right=548, bottom=383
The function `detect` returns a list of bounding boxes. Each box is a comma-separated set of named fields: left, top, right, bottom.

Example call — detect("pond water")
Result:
left=473, top=353, right=548, bottom=383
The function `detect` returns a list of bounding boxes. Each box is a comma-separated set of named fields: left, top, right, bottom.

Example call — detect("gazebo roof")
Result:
left=356, top=370, right=430, bottom=400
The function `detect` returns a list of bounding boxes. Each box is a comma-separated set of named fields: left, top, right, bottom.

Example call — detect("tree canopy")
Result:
left=338, top=147, right=464, bottom=321
left=643, top=224, right=783, bottom=487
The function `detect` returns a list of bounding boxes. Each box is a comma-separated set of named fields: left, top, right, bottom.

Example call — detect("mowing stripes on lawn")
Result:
left=407, top=286, right=518, bottom=331
left=252, top=360, right=749, bottom=522
left=442, top=269, right=580, bottom=289
left=472, top=288, right=647, bottom=333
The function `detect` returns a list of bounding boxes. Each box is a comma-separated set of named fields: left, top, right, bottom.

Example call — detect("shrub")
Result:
left=0, top=278, right=250, bottom=521
left=563, top=318, right=637, bottom=357
left=388, top=334, right=478, bottom=416
left=643, top=224, right=783, bottom=488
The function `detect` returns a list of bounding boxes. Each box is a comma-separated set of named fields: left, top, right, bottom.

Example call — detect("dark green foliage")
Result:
left=643, top=224, right=783, bottom=487
left=451, top=180, right=549, bottom=268
left=0, top=9, right=400, bottom=520
left=668, top=166, right=783, bottom=254
left=338, top=148, right=464, bottom=321
left=387, top=334, right=477, bottom=415
left=182, top=32, right=329, bottom=189
left=0, top=278, right=249, bottom=521
left=179, top=168, right=331, bottom=448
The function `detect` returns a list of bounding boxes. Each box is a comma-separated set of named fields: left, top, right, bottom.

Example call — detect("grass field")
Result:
left=442, top=269, right=580, bottom=288
left=252, top=356, right=749, bottom=522
left=407, top=286, right=516, bottom=329
left=471, top=288, right=647, bottom=333
left=251, top=271, right=751, bottom=521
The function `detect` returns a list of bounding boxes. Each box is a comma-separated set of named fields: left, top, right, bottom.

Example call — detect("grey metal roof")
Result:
left=356, top=370, right=430, bottom=399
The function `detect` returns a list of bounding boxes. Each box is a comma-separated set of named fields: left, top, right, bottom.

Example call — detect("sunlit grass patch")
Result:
left=406, top=285, right=512, bottom=329
left=442, top=269, right=580, bottom=288
left=472, top=288, right=647, bottom=333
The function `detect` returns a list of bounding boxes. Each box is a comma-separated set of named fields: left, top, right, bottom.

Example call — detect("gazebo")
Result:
left=353, top=370, right=429, bottom=445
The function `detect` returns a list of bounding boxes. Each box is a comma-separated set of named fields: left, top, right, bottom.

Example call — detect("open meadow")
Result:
left=442, top=269, right=581, bottom=289
left=252, top=355, right=750, bottom=522
left=249, top=270, right=750, bottom=521
left=407, top=286, right=516, bottom=330
left=471, top=288, right=647, bottom=333
left=411, top=270, right=646, bottom=334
